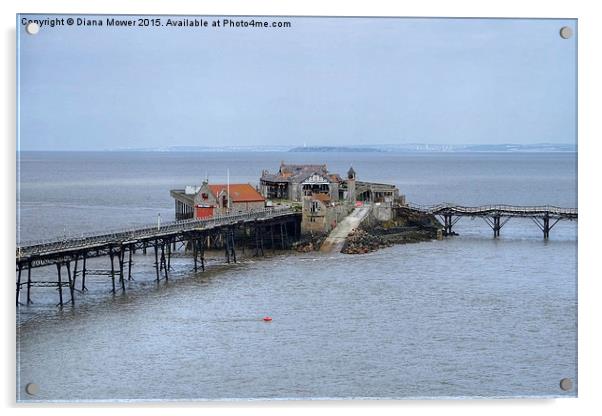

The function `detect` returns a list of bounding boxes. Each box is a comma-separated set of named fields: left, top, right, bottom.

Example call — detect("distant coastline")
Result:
left=20, top=143, right=577, bottom=153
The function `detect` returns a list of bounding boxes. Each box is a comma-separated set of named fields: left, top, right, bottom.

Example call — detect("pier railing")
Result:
left=17, top=207, right=294, bottom=257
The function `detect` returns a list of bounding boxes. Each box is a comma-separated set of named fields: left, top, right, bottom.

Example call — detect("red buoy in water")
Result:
left=263, top=316, right=272, bottom=322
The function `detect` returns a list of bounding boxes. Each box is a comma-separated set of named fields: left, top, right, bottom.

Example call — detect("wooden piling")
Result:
left=72, top=254, right=79, bottom=292
left=109, top=248, right=116, bottom=294
left=229, top=228, right=237, bottom=263
left=167, top=240, right=172, bottom=270
left=154, top=240, right=160, bottom=281
left=200, top=238, right=205, bottom=271
left=193, top=238, right=198, bottom=272
left=128, top=245, right=133, bottom=280
left=224, top=231, right=231, bottom=263
left=16, top=263, right=22, bottom=306
left=26, top=262, right=32, bottom=304
left=543, top=215, right=550, bottom=239
left=56, top=263, right=64, bottom=307
left=81, top=253, right=87, bottom=292
left=161, top=242, right=168, bottom=280
left=66, top=261, right=74, bottom=305
left=118, top=248, right=126, bottom=292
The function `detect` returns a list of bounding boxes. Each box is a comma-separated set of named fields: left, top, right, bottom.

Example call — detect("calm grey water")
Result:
left=16, top=151, right=577, bottom=401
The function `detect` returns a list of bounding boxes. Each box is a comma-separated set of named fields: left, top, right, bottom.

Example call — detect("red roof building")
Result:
left=208, top=184, right=265, bottom=203
left=193, top=182, right=265, bottom=218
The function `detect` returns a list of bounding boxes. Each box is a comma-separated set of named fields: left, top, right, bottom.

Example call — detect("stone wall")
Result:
left=371, top=203, right=393, bottom=221
left=301, top=201, right=354, bottom=235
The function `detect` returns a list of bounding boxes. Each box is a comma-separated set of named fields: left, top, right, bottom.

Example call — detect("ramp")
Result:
left=320, top=205, right=371, bottom=253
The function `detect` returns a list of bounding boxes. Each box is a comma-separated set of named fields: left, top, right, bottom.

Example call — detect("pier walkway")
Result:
left=404, top=203, right=577, bottom=238
left=16, top=207, right=301, bottom=307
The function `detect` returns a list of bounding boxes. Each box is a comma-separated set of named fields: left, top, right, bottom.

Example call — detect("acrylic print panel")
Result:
left=16, top=14, right=577, bottom=402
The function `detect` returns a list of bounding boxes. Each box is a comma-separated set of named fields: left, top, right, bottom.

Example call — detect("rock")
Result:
left=294, top=233, right=327, bottom=252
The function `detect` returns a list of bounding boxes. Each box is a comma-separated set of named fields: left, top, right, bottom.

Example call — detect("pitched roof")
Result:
left=263, top=162, right=340, bottom=184
left=208, top=184, right=265, bottom=202
left=280, top=163, right=328, bottom=176
left=329, top=173, right=343, bottom=183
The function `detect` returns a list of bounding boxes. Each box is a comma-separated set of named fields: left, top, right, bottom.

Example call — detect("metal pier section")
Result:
left=404, top=203, right=577, bottom=238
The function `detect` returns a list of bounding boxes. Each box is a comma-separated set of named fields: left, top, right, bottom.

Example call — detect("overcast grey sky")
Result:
left=18, top=16, right=576, bottom=150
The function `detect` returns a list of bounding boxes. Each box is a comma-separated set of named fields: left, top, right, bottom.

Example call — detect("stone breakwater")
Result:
left=341, top=207, right=443, bottom=254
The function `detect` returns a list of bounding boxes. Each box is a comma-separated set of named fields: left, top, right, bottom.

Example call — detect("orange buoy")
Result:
left=263, top=316, right=272, bottom=322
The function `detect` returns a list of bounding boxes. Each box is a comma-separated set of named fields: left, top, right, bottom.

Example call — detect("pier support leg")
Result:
left=128, top=245, right=133, bottom=280
left=56, top=263, right=64, bottom=307
left=543, top=216, right=550, bottom=239
left=161, top=243, right=168, bottom=280
left=494, top=215, right=501, bottom=238
left=109, top=249, right=116, bottom=294
left=441, top=213, right=461, bottom=236
left=154, top=241, right=160, bottom=282
left=224, top=231, right=231, bottom=263
left=241, top=229, right=245, bottom=255
left=229, top=229, right=237, bottom=263
left=118, top=248, right=126, bottom=292
left=532, top=214, right=555, bottom=240
left=167, top=240, right=172, bottom=270
left=254, top=225, right=264, bottom=257
left=72, top=254, right=79, bottom=292
left=81, top=254, right=87, bottom=292
left=271, top=225, right=275, bottom=253
left=66, top=261, right=74, bottom=305
left=280, top=223, right=286, bottom=249
left=444, top=214, right=452, bottom=235
left=193, top=238, right=198, bottom=272
left=200, top=238, right=205, bottom=271
left=27, top=262, right=32, bottom=304
left=16, top=264, right=22, bottom=306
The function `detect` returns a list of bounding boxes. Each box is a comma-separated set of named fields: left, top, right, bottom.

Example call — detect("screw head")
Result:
left=25, top=383, right=39, bottom=395
left=559, top=378, right=573, bottom=391
left=559, top=26, right=573, bottom=39
left=25, top=22, right=40, bottom=35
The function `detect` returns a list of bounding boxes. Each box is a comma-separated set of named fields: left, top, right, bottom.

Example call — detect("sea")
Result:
left=16, top=151, right=578, bottom=401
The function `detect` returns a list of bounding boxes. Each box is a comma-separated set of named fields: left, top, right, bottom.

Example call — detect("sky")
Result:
left=18, top=16, right=577, bottom=151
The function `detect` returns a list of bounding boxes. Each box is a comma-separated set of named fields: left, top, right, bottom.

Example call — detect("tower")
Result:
left=347, top=166, right=356, bottom=203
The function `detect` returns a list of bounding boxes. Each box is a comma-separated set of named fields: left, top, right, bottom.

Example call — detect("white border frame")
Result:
left=3, top=1, right=600, bottom=415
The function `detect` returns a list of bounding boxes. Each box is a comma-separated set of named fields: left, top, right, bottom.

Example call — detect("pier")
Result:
left=404, top=203, right=577, bottom=238
left=16, top=208, right=301, bottom=307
